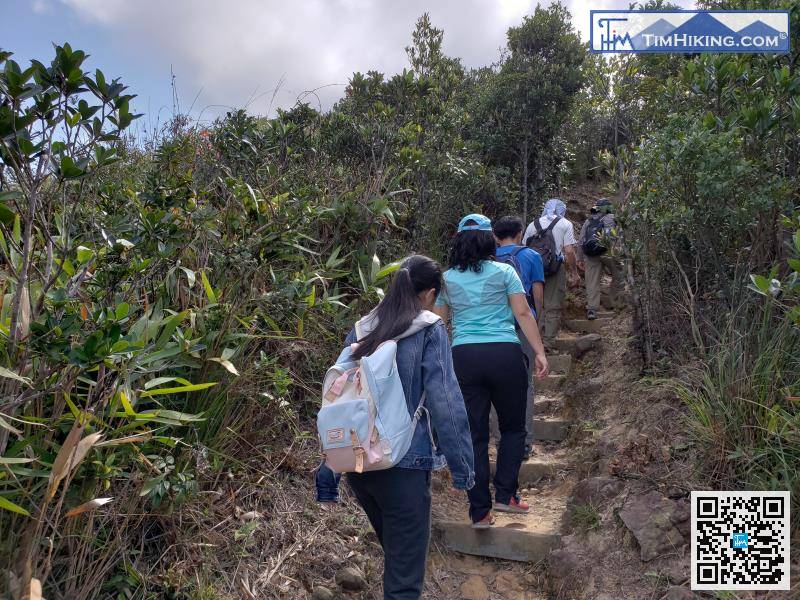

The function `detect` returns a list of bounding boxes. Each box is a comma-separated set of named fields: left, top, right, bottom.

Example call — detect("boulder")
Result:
left=335, top=566, right=367, bottom=591
left=619, top=491, right=689, bottom=561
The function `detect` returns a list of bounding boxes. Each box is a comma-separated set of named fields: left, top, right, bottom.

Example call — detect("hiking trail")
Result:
left=423, top=298, right=620, bottom=599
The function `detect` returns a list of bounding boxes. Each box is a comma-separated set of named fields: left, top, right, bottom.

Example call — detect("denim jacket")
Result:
left=316, top=315, right=475, bottom=497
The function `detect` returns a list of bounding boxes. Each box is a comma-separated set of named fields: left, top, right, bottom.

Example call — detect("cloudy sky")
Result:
left=3, top=0, right=694, bottom=128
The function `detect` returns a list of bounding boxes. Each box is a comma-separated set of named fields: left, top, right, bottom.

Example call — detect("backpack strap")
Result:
left=544, top=216, right=561, bottom=233
left=511, top=245, right=526, bottom=257
left=533, top=216, right=560, bottom=235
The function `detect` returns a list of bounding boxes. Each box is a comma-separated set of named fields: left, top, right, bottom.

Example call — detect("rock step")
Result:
left=435, top=521, right=559, bottom=563
left=550, top=333, right=601, bottom=357
left=531, top=417, right=570, bottom=441
left=564, top=318, right=611, bottom=334
left=536, top=373, right=565, bottom=392
left=533, top=396, right=562, bottom=416
left=491, top=455, right=569, bottom=485
left=434, top=493, right=567, bottom=562
left=546, top=353, right=572, bottom=373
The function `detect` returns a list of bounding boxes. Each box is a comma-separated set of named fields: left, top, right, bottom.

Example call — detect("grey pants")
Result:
left=542, top=262, right=566, bottom=341
left=585, top=254, right=623, bottom=311
left=490, top=330, right=535, bottom=445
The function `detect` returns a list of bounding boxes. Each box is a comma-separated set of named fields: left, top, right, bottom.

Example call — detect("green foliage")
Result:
left=465, top=2, right=586, bottom=219
left=617, top=41, right=799, bottom=360
left=676, top=299, right=800, bottom=529
left=0, top=42, right=406, bottom=595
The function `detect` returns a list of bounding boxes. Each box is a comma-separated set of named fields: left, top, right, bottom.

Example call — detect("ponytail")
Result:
left=351, top=255, right=442, bottom=360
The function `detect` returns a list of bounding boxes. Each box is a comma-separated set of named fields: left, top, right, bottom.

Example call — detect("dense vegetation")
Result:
left=0, top=0, right=798, bottom=597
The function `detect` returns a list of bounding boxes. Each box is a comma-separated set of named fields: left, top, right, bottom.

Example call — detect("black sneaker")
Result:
left=587, top=309, right=597, bottom=320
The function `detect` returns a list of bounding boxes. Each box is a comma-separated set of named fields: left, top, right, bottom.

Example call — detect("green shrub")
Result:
left=676, top=298, right=800, bottom=528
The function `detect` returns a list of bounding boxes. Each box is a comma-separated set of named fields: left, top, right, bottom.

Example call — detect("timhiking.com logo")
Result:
left=590, top=11, right=790, bottom=54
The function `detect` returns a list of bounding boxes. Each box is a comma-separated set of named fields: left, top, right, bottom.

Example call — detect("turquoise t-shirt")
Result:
left=435, top=260, right=525, bottom=347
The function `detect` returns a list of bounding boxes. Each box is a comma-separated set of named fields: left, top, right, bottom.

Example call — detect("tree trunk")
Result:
left=521, top=137, right=529, bottom=223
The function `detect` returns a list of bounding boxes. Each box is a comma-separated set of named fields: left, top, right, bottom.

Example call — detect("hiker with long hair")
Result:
left=316, top=255, right=474, bottom=600
left=434, top=214, right=549, bottom=528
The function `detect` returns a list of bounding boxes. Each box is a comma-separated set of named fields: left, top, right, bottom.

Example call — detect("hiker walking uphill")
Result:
left=578, top=198, right=624, bottom=319
left=491, top=216, right=545, bottom=459
left=523, top=199, right=580, bottom=343
left=316, top=255, right=475, bottom=600
left=434, top=214, right=549, bottom=530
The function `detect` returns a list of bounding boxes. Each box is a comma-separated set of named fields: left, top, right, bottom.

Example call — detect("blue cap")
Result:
left=457, top=213, right=492, bottom=232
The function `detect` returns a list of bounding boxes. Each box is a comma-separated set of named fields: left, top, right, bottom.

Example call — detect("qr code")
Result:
left=691, top=491, right=790, bottom=590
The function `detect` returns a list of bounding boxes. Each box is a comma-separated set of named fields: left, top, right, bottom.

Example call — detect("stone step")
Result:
left=533, top=396, right=563, bottom=416
left=434, top=492, right=567, bottom=562
left=550, top=333, right=601, bottom=357
left=531, top=417, right=570, bottom=441
left=564, top=318, right=611, bottom=334
left=492, top=455, right=569, bottom=485
left=546, top=353, right=572, bottom=373
left=536, top=373, right=565, bottom=393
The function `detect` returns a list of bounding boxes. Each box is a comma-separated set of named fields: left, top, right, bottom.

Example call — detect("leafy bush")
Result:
left=0, top=44, right=401, bottom=596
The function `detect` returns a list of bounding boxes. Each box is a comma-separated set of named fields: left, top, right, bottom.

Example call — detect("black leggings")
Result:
left=452, top=342, right=528, bottom=522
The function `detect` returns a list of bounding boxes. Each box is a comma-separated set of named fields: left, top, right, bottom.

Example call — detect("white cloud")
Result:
left=58, top=0, right=537, bottom=116
left=59, top=0, right=695, bottom=117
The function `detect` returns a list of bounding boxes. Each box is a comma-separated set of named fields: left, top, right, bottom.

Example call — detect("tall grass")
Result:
left=677, top=299, right=799, bottom=528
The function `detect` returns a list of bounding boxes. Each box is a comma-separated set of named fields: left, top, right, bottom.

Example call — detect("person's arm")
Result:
left=532, top=281, right=544, bottom=323
left=421, top=323, right=475, bottom=491
left=509, top=293, right=549, bottom=379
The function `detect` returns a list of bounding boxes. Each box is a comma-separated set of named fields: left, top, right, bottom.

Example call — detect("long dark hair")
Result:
left=448, top=228, right=496, bottom=273
left=351, top=255, right=443, bottom=360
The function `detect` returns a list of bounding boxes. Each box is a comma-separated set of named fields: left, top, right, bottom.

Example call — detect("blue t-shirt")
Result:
left=435, top=260, right=525, bottom=347
left=495, top=244, right=545, bottom=317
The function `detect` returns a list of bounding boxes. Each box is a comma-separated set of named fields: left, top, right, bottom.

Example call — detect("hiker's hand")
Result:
left=534, top=353, right=549, bottom=379
left=577, top=260, right=585, bottom=272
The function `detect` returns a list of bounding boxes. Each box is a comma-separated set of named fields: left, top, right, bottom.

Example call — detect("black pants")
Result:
left=452, top=342, right=527, bottom=523
left=346, top=468, right=431, bottom=600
